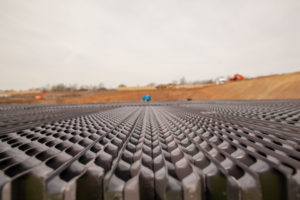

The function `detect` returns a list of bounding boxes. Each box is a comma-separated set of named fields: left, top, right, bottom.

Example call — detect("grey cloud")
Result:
left=0, top=0, right=299, bottom=90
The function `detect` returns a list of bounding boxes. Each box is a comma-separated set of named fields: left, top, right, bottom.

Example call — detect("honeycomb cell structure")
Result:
left=0, top=100, right=299, bottom=200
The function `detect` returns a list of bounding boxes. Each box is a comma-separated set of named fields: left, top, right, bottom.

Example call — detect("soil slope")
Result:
left=1, top=72, right=299, bottom=104
left=62, top=72, right=300, bottom=103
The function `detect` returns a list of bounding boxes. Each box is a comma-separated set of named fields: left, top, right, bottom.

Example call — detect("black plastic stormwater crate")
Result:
left=0, top=100, right=299, bottom=200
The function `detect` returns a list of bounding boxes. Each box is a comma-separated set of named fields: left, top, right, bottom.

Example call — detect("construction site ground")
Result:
left=0, top=72, right=299, bottom=104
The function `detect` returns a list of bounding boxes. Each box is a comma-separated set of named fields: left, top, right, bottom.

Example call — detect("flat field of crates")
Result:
left=0, top=100, right=300, bottom=200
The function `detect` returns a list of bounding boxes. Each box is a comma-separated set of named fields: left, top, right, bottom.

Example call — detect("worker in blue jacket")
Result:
left=142, top=95, right=151, bottom=102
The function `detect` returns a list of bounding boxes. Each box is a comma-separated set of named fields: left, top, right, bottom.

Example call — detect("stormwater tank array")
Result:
left=0, top=100, right=299, bottom=200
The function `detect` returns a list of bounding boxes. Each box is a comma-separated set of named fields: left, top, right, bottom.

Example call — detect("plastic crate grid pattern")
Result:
left=0, top=100, right=299, bottom=200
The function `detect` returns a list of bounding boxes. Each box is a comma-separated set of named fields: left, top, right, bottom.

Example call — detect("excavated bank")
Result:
left=0, top=100, right=299, bottom=200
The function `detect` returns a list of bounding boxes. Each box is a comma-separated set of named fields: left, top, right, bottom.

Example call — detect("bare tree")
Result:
left=147, top=82, right=155, bottom=86
left=179, top=77, right=186, bottom=85
left=79, top=85, right=89, bottom=91
left=118, top=84, right=126, bottom=88
left=68, top=84, right=78, bottom=91
left=51, top=83, right=67, bottom=91
left=97, top=83, right=106, bottom=90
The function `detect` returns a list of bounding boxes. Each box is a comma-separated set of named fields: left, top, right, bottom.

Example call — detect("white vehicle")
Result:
left=215, top=77, right=227, bottom=85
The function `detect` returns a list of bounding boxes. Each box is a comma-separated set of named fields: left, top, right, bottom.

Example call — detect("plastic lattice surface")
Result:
left=0, top=100, right=299, bottom=200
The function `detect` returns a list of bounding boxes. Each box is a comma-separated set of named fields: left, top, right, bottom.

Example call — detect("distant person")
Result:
left=146, top=95, right=151, bottom=102
left=142, top=95, right=151, bottom=102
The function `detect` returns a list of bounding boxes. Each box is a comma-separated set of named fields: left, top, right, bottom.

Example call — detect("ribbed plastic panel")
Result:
left=0, top=100, right=299, bottom=200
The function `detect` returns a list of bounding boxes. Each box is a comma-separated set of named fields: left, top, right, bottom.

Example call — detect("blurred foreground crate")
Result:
left=0, top=100, right=299, bottom=200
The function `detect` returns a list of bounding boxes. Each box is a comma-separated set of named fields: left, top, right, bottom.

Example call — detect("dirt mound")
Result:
left=191, top=72, right=300, bottom=100
left=1, top=72, right=299, bottom=104
left=61, top=72, right=300, bottom=103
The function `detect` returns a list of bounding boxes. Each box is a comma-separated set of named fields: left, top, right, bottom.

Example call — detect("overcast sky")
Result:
left=0, top=0, right=299, bottom=90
